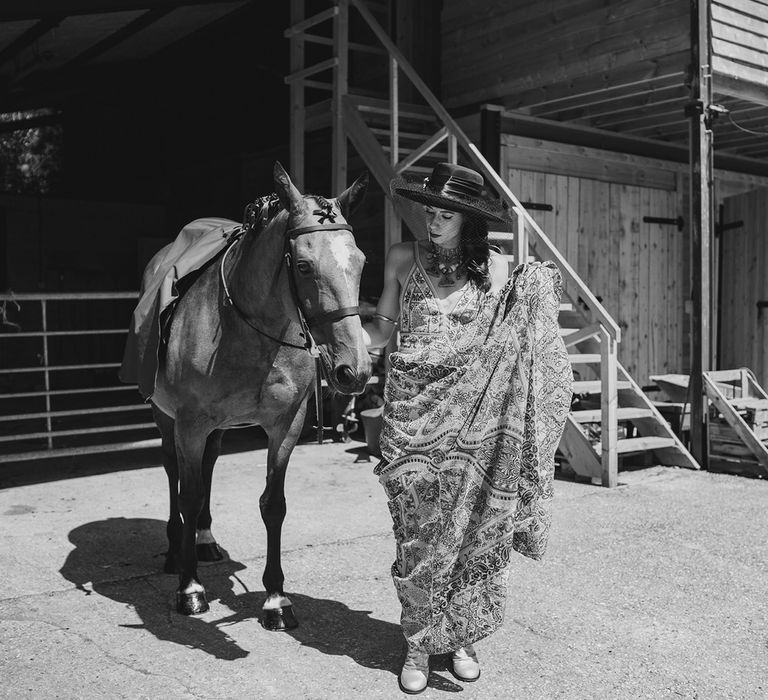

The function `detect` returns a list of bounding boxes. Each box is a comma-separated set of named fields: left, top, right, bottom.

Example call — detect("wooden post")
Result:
left=515, top=208, right=527, bottom=265
left=386, top=50, right=402, bottom=249
left=447, top=133, right=457, bottom=164
left=688, top=0, right=713, bottom=468
left=600, top=325, right=618, bottom=487
left=289, top=0, right=305, bottom=190
left=480, top=105, right=502, bottom=174
left=332, top=0, right=349, bottom=194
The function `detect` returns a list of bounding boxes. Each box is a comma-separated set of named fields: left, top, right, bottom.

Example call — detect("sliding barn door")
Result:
left=719, top=188, right=768, bottom=386
left=508, top=169, right=686, bottom=386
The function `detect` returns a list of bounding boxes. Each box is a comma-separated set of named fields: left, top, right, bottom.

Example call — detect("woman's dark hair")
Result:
left=461, top=214, right=491, bottom=293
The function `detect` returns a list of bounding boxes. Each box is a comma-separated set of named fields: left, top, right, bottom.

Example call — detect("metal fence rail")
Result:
left=0, top=292, right=158, bottom=463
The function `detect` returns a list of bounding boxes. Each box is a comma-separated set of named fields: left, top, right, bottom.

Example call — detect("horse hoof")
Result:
left=262, top=605, right=298, bottom=631
left=176, top=590, right=209, bottom=615
left=196, top=542, right=224, bottom=562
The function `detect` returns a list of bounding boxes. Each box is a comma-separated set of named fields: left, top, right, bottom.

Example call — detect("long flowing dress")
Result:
left=377, top=247, right=572, bottom=654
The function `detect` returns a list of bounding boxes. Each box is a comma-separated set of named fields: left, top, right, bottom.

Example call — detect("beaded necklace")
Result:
left=425, top=241, right=467, bottom=287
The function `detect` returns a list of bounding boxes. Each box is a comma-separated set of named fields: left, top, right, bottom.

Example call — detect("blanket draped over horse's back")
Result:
left=119, top=217, right=241, bottom=399
left=376, top=261, right=572, bottom=654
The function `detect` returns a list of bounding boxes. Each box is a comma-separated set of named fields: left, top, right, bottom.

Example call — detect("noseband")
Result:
left=220, top=219, right=360, bottom=355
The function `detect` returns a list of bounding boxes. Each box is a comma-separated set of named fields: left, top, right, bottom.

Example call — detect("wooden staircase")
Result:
left=703, top=368, right=768, bottom=478
left=285, top=0, right=701, bottom=485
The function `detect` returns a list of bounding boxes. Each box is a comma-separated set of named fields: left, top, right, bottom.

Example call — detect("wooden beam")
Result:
left=714, top=72, right=768, bottom=108
left=0, top=17, right=62, bottom=69
left=547, top=85, right=687, bottom=123
left=517, top=56, right=689, bottom=112
left=62, top=8, right=174, bottom=70
left=284, top=6, right=337, bottom=37
left=341, top=94, right=424, bottom=238
left=0, top=1, right=241, bottom=22
left=285, top=57, right=338, bottom=84
left=332, top=0, right=348, bottom=194
left=480, top=104, right=502, bottom=172
left=502, top=134, right=678, bottom=190
left=689, top=0, right=714, bottom=468
left=289, top=0, right=305, bottom=190
left=498, top=109, right=768, bottom=178
left=395, top=127, right=448, bottom=174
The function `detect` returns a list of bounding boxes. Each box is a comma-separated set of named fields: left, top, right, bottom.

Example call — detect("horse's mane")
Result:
left=242, top=193, right=337, bottom=235
left=243, top=194, right=283, bottom=234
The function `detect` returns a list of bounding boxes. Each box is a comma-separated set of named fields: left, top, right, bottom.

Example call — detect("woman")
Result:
left=362, top=163, right=572, bottom=694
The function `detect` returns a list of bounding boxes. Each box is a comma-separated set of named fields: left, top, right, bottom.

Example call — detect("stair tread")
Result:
left=572, top=407, right=654, bottom=423
left=573, top=380, right=632, bottom=393
left=568, top=353, right=601, bottom=363
left=371, top=127, right=444, bottom=140
left=611, top=436, right=677, bottom=454
left=351, top=95, right=437, bottom=121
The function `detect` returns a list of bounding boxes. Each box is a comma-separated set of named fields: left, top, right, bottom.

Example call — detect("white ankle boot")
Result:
left=451, top=644, right=480, bottom=681
left=399, top=646, right=429, bottom=694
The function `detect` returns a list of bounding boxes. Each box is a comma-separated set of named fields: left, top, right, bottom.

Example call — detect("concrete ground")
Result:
left=0, top=435, right=766, bottom=700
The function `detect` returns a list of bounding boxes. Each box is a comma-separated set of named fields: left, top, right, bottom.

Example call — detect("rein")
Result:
left=219, top=217, right=360, bottom=355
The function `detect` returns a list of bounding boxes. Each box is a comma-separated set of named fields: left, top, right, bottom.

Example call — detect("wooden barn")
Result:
left=1, top=0, right=768, bottom=485
left=285, top=0, right=768, bottom=484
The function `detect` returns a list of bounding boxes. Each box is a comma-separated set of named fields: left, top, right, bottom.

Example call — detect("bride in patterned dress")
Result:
left=362, top=163, right=572, bottom=694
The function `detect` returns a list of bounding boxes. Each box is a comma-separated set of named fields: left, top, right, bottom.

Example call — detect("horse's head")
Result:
left=273, top=162, right=372, bottom=395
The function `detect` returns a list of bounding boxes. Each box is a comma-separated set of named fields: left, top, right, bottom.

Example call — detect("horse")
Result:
left=148, top=162, right=371, bottom=628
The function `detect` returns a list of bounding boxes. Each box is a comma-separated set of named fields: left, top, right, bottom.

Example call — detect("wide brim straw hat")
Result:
left=390, top=162, right=509, bottom=223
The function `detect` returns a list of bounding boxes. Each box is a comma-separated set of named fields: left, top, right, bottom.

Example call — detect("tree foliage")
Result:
left=0, top=110, right=62, bottom=195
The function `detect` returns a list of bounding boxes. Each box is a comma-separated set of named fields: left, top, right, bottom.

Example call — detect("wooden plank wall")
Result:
left=712, top=0, right=768, bottom=103
left=440, top=0, right=690, bottom=109
left=503, top=137, right=688, bottom=386
left=720, top=188, right=768, bottom=386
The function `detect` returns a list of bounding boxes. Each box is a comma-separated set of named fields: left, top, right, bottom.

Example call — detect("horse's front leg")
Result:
left=196, top=429, right=225, bottom=562
left=261, top=401, right=308, bottom=631
left=152, top=405, right=182, bottom=575
left=174, top=418, right=210, bottom=615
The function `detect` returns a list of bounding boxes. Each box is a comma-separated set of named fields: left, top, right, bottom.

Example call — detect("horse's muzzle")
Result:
left=333, top=364, right=369, bottom=395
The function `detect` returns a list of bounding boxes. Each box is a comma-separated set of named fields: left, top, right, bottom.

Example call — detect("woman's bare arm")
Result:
left=362, top=243, right=410, bottom=349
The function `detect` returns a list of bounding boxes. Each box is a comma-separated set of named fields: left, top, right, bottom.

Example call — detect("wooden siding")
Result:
left=719, top=188, right=768, bottom=385
left=712, top=0, right=768, bottom=105
left=502, top=140, right=689, bottom=386
left=441, top=0, right=690, bottom=110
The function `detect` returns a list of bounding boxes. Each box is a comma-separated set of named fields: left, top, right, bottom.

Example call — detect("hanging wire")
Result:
left=727, top=111, right=768, bottom=137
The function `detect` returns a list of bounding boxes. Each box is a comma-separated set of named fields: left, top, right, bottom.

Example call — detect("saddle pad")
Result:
left=119, top=217, right=241, bottom=399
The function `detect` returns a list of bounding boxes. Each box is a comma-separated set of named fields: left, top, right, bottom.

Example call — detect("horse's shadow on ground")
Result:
left=58, top=517, right=414, bottom=676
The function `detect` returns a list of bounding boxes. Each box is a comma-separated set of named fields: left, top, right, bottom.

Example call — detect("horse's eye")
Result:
left=296, top=261, right=313, bottom=275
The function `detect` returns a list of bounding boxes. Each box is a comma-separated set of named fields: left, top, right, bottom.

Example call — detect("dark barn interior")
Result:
left=0, top=1, right=292, bottom=293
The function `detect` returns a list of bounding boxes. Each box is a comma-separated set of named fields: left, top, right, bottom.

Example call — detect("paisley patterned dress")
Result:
left=376, top=245, right=572, bottom=654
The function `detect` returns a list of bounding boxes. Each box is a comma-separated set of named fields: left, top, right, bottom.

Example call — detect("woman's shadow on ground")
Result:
left=58, top=516, right=406, bottom=673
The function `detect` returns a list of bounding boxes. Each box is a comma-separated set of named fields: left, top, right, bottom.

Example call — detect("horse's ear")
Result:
left=273, top=161, right=303, bottom=216
left=337, top=171, right=369, bottom=217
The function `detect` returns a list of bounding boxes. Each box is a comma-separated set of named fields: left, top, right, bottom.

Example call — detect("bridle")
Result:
left=219, top=213, right=361, bottom=356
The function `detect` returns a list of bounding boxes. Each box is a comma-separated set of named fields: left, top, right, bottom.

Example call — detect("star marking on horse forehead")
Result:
left=312, top=198, right=337, bottom=224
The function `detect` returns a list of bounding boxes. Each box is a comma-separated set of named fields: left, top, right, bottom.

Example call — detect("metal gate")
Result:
left=0, top=292, right=158, bottom=463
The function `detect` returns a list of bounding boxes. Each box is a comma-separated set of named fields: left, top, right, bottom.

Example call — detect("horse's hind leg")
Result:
left=260, top=402, right=308, bottom=631
left=152, top=405, right=182, bottom=575
left=196, top=429, right=225, bottom=563
left=174, top=419, right=210, bottom=615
